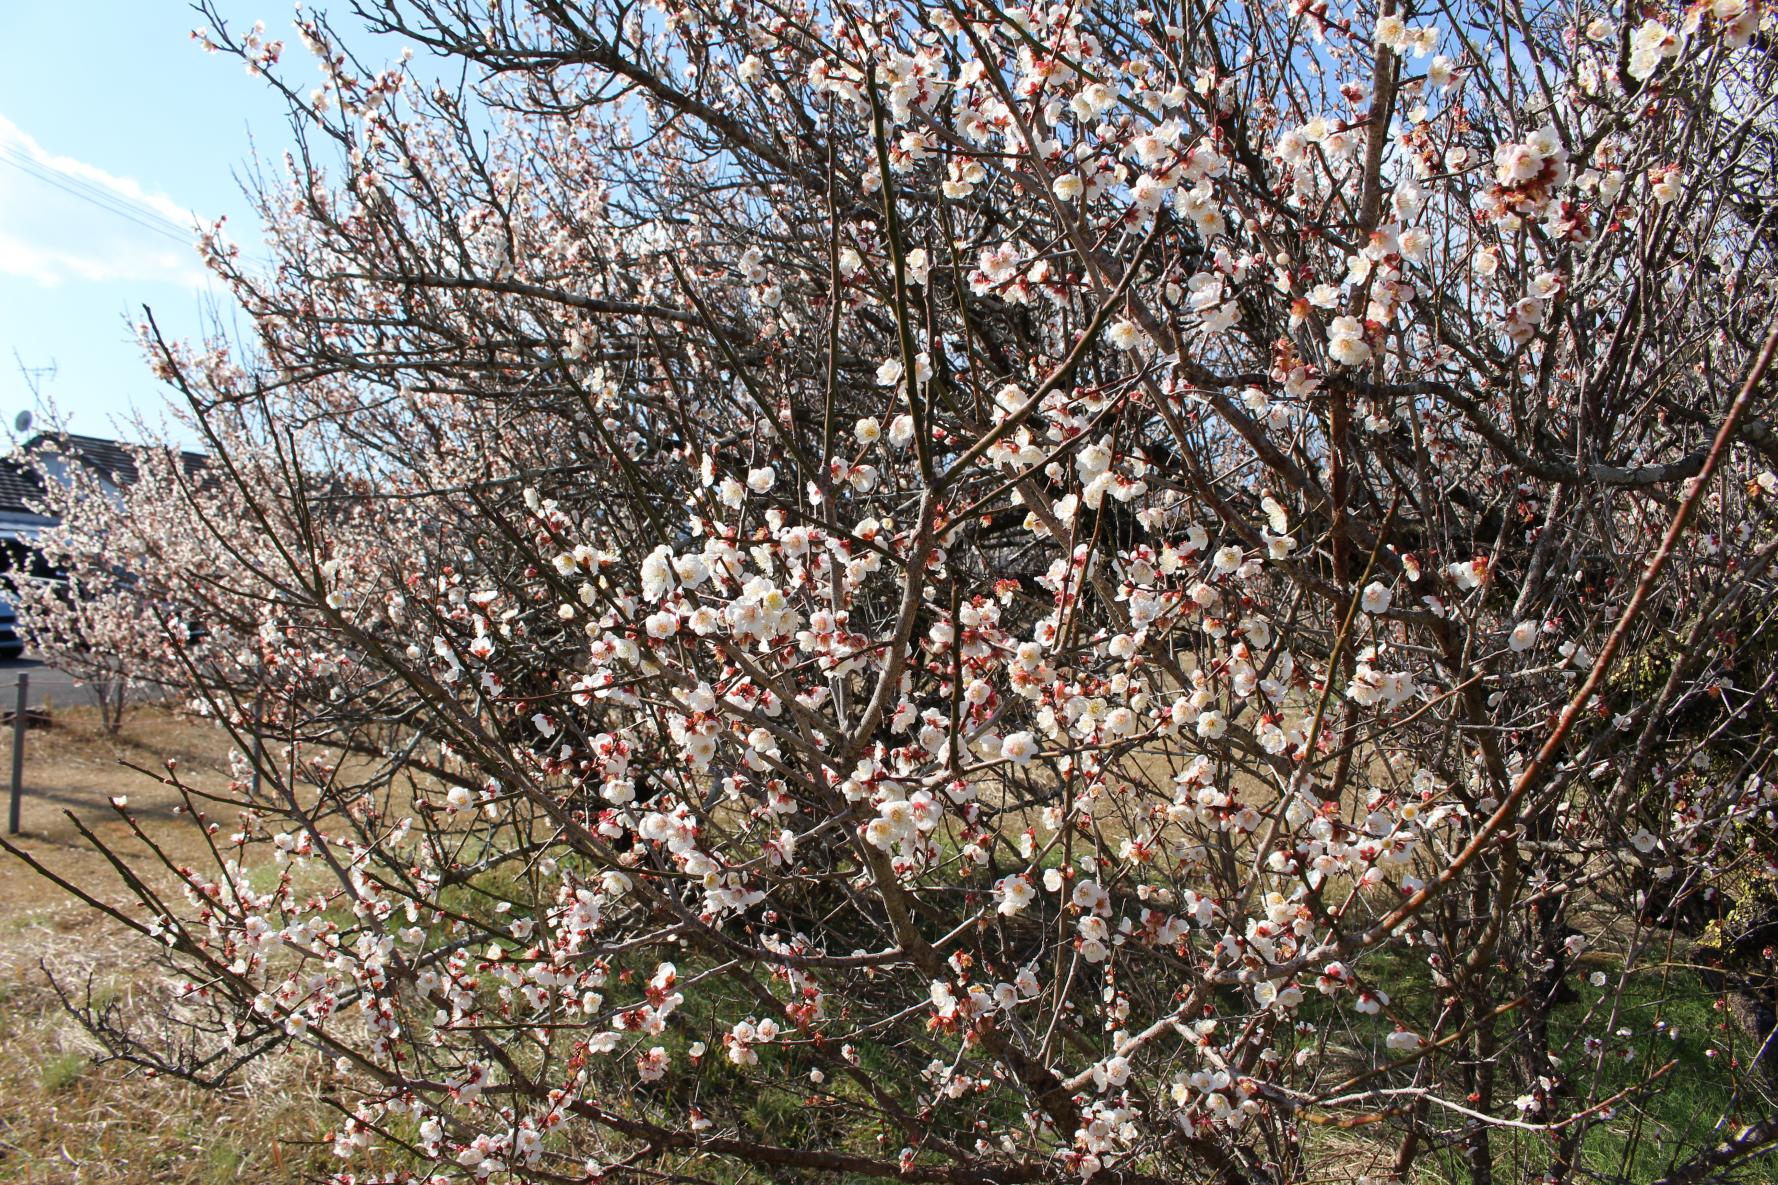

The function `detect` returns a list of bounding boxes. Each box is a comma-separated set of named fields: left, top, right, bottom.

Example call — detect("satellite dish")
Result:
left=12, top=410, right=31, bottom=435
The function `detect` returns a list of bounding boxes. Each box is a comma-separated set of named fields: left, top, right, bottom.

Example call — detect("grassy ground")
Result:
left=0, top=702, right=340, bottom=1184
left=1297, top=942, right=1778, bottom=1184
left=0, top=703, right=1770, bottom=1183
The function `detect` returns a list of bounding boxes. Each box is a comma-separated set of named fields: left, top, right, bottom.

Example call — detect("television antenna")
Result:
left=11, top=351, right=55, bottom=402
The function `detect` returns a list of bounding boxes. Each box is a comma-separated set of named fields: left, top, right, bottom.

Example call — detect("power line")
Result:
left=0, top=150, right=197, bottom=249
left=0, top=143, right=201, bottom=241
left=0, top=147, right=194, bottom=242
left=0, top=146, right=278, bottom=272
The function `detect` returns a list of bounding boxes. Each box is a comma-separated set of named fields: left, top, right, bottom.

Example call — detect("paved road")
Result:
left=0, top=657, right=85, bottom=712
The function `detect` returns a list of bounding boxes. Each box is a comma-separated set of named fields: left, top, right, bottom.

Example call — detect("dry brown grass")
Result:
left=0, top=701, right=1653, bottom=1185
left=0, top=703, right=341, bottom=1184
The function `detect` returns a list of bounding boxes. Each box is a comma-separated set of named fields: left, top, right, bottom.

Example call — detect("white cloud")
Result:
left=0, top=114, right=197, bottom=227
left=0, top=113, right=216, bottom=289
left=0, top=232, right=209, bottom=289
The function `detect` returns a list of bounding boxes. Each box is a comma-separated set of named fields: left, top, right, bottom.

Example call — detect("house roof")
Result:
left=0, top=457, right=47, bottom=518
left=0, top=433, right=209, bottom=518
left=24, top=432, right=208, bottom=489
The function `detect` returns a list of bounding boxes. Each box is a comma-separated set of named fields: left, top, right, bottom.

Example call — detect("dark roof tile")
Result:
left=0, top=458, right=46, bottom=516
left=23, top=433, right=208, bottom=489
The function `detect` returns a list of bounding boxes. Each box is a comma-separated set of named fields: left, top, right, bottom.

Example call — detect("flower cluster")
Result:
left=28, top=0, right=1778, bottom=1182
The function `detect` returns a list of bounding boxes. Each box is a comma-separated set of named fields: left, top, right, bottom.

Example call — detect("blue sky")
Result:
left=0, top=2, right=309, bottom=447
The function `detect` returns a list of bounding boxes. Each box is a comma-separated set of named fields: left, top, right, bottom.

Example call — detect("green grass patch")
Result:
left=37, top=1051, right=87, bottom=1094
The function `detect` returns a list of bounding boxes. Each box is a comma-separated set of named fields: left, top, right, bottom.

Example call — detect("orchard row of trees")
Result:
left=9, top=0, right=1778, bottom=1181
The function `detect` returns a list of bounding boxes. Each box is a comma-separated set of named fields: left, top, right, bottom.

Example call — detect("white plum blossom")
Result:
left=1327, top=316, right=1372, bottom=366
left=1108, top=319, right=1146, bottom=350
left=40, top=6, right=1775, bottom=1183
left=1000, top=731, right=1038, bottom=765
left=996, top=874, right=1037, bottom=915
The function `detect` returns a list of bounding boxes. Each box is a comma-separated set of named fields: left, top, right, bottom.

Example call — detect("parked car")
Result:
left=0, top=592, right=22, bottom=661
